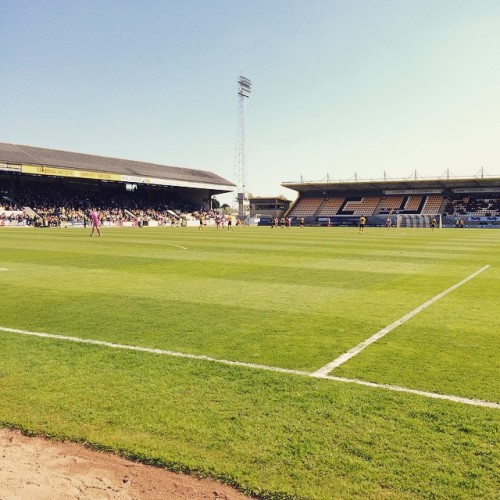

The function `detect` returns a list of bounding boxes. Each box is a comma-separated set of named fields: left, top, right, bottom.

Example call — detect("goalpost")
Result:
left=396, top=214, right=442, bottom=228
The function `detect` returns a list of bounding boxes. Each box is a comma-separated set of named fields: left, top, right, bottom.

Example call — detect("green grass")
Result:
left=0, top=226, right=499, bottom=499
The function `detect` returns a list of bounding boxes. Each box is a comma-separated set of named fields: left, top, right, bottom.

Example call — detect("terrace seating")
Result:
left=403, top=196, right=423, bottom=212
left=446, top=195, right=500, bottom=216
left=469, top=197, right=500, bottom=216
left=316, top=197, right=345, bottom=216
left=339, top=196, right=380, bottom=216
left=1, top=184, right=200, bottom=227
left=288, top=197, right=323, bottom=217
left=375, top=196, right=404, bottom=214
left=421, top=195, right=444, bottom=214
left=446, top=197, right=468, bottom=215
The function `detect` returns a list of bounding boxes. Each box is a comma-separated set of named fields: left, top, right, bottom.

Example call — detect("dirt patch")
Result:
left=0, top=428, right=251, bottom=499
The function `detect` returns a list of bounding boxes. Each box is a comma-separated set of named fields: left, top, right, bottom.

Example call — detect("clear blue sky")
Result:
left=1, top=0, right=499, bottom=204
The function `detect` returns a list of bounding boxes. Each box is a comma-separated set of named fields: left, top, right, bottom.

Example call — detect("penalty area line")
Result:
left=312, top=264, right=490, bottom=377
left=314, top=374, right=500, bottom=409
left=0, top=326, right=308, bottom=377
left=0, top=325, right=499, bottom=409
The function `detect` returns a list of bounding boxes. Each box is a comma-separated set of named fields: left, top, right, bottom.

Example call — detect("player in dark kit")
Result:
left=359, top=215, right=366, bottom=233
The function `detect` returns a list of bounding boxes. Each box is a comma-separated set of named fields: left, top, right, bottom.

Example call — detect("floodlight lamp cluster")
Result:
left=238, top=76, right=251, bottom=98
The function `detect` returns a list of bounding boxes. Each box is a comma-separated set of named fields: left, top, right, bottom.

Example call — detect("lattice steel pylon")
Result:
left=234, top=76, right=251, bottom=217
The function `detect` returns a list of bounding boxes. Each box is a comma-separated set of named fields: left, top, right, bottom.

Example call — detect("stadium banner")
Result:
left=384, top=189, right=442, bottom=195
left=0, top=162, right=22, bottom=173
left=453, top=187, right=499, bottom=193
left=16, top=164, right=230, bottom=191
left=0, top=220, right=27, bottom=227
left=0, top=211, right=25, bottom=217
left=121, top=175, right=150, bottom=184
left=152, top=177, right=228, bottom=190
left=470, top=216, right=499, bottom=221
left=121, top=174, right=229, bottom=190
left=22, top=164, right=121, bottom=181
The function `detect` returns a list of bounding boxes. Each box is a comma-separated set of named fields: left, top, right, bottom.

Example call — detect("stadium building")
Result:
left=283, top=176, right=500, bottom=228
left=248, top=196, right=292, bottom=219
left=0, top=142, right=235, bottom=226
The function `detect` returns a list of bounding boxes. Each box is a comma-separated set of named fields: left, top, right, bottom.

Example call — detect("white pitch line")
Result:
left=0, top=326, right=309, bottom=377
left=312, top=265, right=490, bottom=377
left=0, top=268, right=10, bottom=271
left=1, top=325, right=498, bottom=409
left=170, top=245, right=187, bottom=250
left=315, top=374, right=500, bottom=409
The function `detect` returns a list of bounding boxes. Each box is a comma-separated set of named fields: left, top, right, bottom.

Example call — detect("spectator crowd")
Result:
left=0, top=185, right=224, bottom=228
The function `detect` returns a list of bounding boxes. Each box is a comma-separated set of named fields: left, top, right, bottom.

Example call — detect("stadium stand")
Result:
left=0, top=182, right=200, bottom=227
left=0, top=142, right=235, bottom=227
left=282, top=177, right=500, bottom=227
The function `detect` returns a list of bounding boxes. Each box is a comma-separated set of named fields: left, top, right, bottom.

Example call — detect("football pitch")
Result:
left=0, top=226, right=499, bottom=499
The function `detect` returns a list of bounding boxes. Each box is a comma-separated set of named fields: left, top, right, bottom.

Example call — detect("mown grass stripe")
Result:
left=312, top=264, right=491, bottom=376
left=1, top=325, right=498, bottom=410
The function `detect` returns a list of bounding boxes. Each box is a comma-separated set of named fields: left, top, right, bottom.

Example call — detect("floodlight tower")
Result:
left=234, top=76, right=251, bottom=217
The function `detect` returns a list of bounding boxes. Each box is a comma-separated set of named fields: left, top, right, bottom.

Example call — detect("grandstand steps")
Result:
left=23, top=206, right=38, bottom=219
left=438, top=197, right=448, bottom=214
left=314, top=199, right=329, bottom=217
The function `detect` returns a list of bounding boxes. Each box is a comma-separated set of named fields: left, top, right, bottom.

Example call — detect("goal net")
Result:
left=396, top=214, right=442, bottom=228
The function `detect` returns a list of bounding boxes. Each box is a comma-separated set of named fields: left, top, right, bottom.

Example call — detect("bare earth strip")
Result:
left=0, top=428, right=249, bottom=500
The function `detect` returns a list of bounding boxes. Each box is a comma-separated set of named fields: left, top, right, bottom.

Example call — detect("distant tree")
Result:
left=212, top=197, right=221, bottom=209
left=221, top=203, right=229, bottom=209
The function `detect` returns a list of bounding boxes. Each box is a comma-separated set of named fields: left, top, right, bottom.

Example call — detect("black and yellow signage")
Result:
left=22, top=164, right=122, bottom=181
